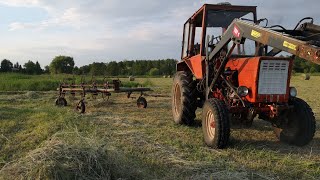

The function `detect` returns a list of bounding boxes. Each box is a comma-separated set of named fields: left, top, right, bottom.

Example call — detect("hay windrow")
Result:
left=0, top=131, right=110, bottom=180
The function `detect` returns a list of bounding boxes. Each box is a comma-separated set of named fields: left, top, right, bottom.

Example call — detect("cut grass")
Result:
left=0, top=130, right=110, bottom=180
left=0, top=76, right=319, bottom=179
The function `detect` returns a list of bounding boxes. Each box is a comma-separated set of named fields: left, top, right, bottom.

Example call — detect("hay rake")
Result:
left=55, top=76, right=151, bottom=113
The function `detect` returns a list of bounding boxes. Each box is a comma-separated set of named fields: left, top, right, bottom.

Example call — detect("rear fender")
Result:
left=177, top=55, right=205, bottom=79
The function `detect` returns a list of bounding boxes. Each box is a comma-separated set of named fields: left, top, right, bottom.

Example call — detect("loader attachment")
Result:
left=208, top=19, right=320, bottom=65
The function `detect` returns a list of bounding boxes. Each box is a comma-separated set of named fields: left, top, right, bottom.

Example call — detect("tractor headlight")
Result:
left=237, top=86, right=249, bottom=97
left=289, top=87, right=297, bottom=97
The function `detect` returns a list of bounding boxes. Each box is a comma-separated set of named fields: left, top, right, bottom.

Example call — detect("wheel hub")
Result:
left=210, top=121, right=215, bottom=128
left=206, top=110, right=216, bottom=139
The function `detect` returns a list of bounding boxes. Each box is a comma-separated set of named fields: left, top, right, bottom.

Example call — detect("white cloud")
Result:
left=9, top=22, right=34, bottom=31
left=0, top=0, right=39, bottom=7
left=8, top=6, right=90, bottom=31
left=0, top=0, right=319, bottom=66
left=3, top=0, right=199, bottom=31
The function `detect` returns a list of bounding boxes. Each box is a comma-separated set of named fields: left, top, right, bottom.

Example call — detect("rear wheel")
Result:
left=137, top=97, right=147, bottom=108
left=202, top=98, right=230, bottom=149
left=55, top=97, right=67, bottom=106
left=273, top=98, right=316, bottom=146
left=172, top=71, right=197, bottom=125
left=76, top=100, right=86, bottom=113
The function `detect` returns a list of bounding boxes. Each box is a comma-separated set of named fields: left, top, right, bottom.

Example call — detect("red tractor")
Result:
left=172, top=3, right=320, bottom=149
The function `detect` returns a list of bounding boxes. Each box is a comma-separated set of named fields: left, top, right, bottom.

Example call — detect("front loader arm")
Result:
left=205, top=19, right=320, bottom=99
left=208, top=19, right=320, bottom=65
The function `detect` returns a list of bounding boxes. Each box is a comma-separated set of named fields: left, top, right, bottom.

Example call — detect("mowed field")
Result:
left=0, top=76, right=319, bottom=179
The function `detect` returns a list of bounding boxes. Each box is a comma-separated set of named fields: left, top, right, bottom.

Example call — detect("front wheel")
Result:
left=273, top=98, right=316, bottom=146
left=202, top=98, right=230, bottom=149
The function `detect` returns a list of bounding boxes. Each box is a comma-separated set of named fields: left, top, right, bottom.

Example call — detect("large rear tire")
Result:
left=202, top=98, right=230, bottom=149
left=172, top=71, right=197, bottom=125
left=273, top=98, right=316, bottom=146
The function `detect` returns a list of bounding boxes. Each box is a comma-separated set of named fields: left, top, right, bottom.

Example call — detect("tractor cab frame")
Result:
left=181, top=4, right=257, bottom=59
left=179, top=4, right=258, bottom=79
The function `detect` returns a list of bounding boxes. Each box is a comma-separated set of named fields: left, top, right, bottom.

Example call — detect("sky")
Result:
left=0, top=0, right=319, bottom=67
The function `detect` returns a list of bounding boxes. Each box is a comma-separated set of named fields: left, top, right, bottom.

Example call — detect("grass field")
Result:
left=0, top=73, right=153, bottom=91
left=0, top=75, right=319, bottom=179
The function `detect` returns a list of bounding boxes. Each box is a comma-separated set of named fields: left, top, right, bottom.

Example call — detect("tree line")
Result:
left=0, top=56, right=178, bottom=76
left=2, top=55, right=318, bottom=76
left=73, top=59, right=177, bottom=76
left=0, top=59, right=43, bottom=74
left=293, top=57, right=320, bottom=73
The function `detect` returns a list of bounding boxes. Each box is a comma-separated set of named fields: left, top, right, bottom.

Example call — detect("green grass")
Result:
left=0, top=73, right=153, bottom=91
left=0, top=76, right=319, bottom=179
left=0, top=73, right=59, bottom=91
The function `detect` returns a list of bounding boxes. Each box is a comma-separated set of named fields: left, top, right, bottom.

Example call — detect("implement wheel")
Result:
left=137, top=97, right=147, bottom=108
left=55, top=97, right=67, bottom=107
left=76, top=100, right=86, bottom=113
left=202, top=98, right=230, bottom=149
left=172, top=71, right=197, bottom=125
left=273, top=98, right=316, bottom=146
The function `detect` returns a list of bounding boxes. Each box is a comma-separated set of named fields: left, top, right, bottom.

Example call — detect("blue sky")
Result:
left=0, top=0, right=319, bottom=67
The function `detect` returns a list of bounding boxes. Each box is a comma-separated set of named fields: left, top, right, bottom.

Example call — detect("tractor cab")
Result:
left=181, top=3, right=257, bottom=60
left=179, top=3, right=258, bottom=79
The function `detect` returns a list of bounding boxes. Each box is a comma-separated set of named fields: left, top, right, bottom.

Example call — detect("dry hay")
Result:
left=129, top=76, right=135, bottom=81
left=190, top=170, right=274, bottom=180
left=23, top=91, right=40, bottom=99
left=91, top=100, right=114, bottom=109
left=302, top=73, right=311, bottom=80
left=163, top=75, right=172, bottom=78
left=0, top=131, right=110, bottom=180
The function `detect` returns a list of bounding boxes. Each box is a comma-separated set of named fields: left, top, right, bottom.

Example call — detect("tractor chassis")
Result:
left=229, top=103, right=293, bottom=120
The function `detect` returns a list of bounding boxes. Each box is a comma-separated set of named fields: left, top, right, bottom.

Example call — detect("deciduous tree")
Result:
left=1, top=59, right=13, bottom=72
left=49, top=56, right=74, bottom=74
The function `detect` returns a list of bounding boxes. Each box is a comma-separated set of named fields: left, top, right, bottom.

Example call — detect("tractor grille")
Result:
left=258, top=60, right=289, bottom=95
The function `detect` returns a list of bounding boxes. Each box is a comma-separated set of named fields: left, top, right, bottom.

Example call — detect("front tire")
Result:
left=202, top=98, right=230, bottom=149
left=273, top=98, right=316, bottom=146
left=172, top=71, right=197, bottom=125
